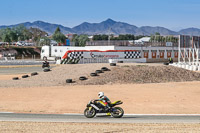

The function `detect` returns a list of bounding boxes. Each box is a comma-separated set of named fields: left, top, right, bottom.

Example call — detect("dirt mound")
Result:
left=77, top=65, right=200, bottom=85
left=1, top=63, right=200, bottom=88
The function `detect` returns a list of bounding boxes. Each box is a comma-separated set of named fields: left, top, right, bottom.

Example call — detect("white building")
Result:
left=134, top=37, right=151, bottom=45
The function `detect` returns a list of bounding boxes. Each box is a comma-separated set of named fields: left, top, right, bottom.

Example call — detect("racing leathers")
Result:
left=98, top=96, right=111, bottom=111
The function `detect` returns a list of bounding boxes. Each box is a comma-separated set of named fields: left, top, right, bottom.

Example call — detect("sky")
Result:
left=0, top=0, right=200, bottom=31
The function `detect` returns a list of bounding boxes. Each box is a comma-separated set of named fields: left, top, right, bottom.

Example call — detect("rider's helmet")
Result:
left=98, top=92, right=104, bottom=98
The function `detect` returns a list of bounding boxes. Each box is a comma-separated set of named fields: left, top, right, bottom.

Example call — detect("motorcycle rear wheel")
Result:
left=84, top=107, right=96, bottom=118
left=111, top=107, right=124, bottom=118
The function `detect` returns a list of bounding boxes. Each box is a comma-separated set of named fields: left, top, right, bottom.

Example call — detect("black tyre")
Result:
left=13, top=77, right=19, bottom=80
left=90, top=73, right=97, bottom=76
left=22, top=75, right=29, bottom=78
left=117, top=61, right=123, bottom=63
left=95, top=70, right=103, bottom=74
left=43, top=68, right=50, bottom=72
left=111, top=107, right=124, bottom=118
left=101, top=67, right=108, bottom=71
left=66, top=79, right=73, bottom=83
left=79, top=76, right=87, bottom=80
left=31, top=72, right=38, bottom=76
left=163, top=62, right=169, bottom=65
left=110, top=63, right=116, bottom=66
left=84, top=107, right=96, bottom=118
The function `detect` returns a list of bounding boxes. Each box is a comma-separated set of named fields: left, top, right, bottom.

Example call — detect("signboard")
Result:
left=63, top=50, right=141, bottom=59
left=166, top=42, right=173, bottom=47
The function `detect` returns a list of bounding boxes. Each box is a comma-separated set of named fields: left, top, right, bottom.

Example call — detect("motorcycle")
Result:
left=84, top=100, right=124, bottom=118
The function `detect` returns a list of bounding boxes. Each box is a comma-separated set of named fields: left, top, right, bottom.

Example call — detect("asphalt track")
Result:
left=0, top=113, right=200, bottom=123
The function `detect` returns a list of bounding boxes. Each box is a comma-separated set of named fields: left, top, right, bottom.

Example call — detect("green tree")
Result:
left=155, top=32, right=160, bottom=35
left=52, top=27, right=66, bottom=44
left=39, top=37, right=51, bottom=46
left=3, top=34, right=11, bottom=43
left=72, top=35, right=89, bottom=46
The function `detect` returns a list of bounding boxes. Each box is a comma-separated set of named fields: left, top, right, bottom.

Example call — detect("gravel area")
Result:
left=1, top=63, right=200, bottom=88
left=78, top=65, right=200, bottom=85
left=1, top=122, right=200, bottom=133
left=0, top=63, right=111, bottom=88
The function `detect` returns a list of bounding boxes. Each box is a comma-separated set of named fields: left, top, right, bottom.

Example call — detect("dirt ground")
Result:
left=1, top=63, right=200, bottom=132
left=1, top=122, right=200, bottom=133
left=1, top=63, right=200, bottom=88
left=0, top=81, right=200, bottom=114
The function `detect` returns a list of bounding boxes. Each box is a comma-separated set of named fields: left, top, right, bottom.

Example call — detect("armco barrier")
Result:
left=108, top=58, right=147, bottom=63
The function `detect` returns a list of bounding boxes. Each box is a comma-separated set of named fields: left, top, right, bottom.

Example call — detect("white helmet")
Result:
left=98, top=92, right=104, bottom=98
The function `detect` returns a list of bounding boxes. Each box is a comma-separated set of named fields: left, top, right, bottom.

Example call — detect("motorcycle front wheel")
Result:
left=84, top=107, right=96, bottom=118
left=111, top=107, right=124, bottom=118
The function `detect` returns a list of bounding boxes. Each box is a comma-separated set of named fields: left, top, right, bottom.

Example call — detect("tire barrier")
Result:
left=101, top=67, right=109, bottom=71
left=117, top=61, right=123, bottom=63
left=43, top=68, right=50, bottom=72
left=110, top=63, right=116, bottom=66
left=31, top=72, right=38, bottom=76
left=79, top=76, right=87, bottom=81
left=90, top=73, right=98, bottom=76
left=13, top=77, right=19, bottom=80
left=163, top=62, right=169, bottom=65
left=66, top=79, right=73, bottom=83
left=22, top=75, right=29, bottom=78
left=95, top=70, right=103, bottom=74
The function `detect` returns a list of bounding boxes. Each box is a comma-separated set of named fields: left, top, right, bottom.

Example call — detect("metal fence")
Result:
left=86, top=41, right=178, bottom=47
left=78, top=58, right=110, bottom=64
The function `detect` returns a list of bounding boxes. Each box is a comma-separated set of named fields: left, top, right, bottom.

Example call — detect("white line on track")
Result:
left=62, top=113, right=200, bottom=116
left=125, top=114, right=200, bottom=116
left=0, top=112, right=13, bottom=113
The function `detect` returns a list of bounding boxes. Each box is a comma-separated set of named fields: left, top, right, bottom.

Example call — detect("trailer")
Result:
left=41, top=45, right=181, bottom=64
left=61, top=50, right=142, bottom=64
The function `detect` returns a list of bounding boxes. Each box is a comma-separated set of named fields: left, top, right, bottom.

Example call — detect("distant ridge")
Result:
left=1, top=19, right=200, bottom=36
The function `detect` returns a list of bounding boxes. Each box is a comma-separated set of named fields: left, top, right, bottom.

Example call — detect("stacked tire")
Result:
left=66, top=79, right=73, bottom=83
left=22, top=75, right=29, bottom=78
left=44, top=68, right=50, bottom=72
left=13, top=77, right=19, bottom=80
left=31, top=72, right=38, bottom=76
left=95, top=70, right=103, bottom=74
left=110, top=63, right=116, bottom=66
left=163, top=62, right=169, bottom=65
left=90, top=73, right=97, bottom=76
left=79, top=76, right=87, bottom=81
left=101, top=67, right=109, bottom=71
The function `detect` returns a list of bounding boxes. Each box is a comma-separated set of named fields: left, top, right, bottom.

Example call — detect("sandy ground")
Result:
left=1, top=63, right=200, bottom=88
left=1, top=63, right=200, bottom=132
left=1, top=122, right=200, bottom=133
left=0, top=81, right=200, bottom=114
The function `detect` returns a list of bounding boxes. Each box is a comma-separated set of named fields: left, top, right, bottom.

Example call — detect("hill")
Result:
left=1, top=19, right=200, bottom=35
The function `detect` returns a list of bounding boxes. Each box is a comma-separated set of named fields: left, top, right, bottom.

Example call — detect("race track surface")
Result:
left=0, top=113, right=200, bottom=123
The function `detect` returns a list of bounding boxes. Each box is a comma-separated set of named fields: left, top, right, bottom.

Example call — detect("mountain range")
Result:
left=1, top=18, right=200, bottom=36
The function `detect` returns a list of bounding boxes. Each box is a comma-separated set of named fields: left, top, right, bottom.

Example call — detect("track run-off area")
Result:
left=0, top=113, right=200, bottom=123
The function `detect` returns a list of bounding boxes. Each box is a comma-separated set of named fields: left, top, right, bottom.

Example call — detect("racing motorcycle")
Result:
left=84, top=100, right=124, bottom=118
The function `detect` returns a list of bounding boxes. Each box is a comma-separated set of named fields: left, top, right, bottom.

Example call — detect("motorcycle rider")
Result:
left=96, top=92, right=111, bottom=111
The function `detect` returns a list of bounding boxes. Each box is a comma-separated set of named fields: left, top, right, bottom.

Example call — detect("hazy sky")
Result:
left=0, top=0, right=200, bottom=31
